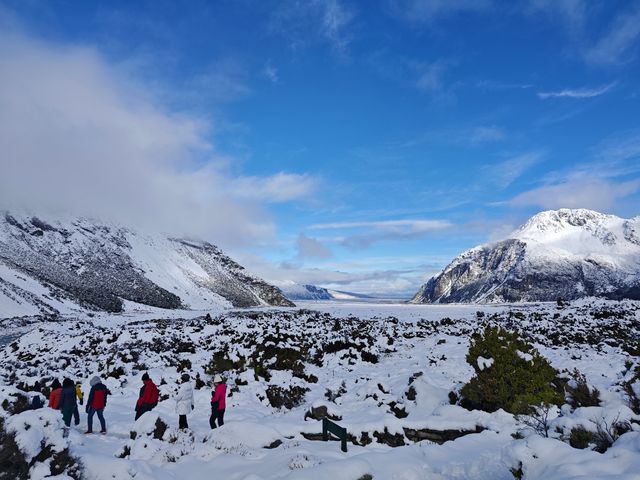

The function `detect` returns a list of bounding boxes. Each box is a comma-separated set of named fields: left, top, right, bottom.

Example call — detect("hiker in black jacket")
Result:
left=59, top=378, right=77, bottom=427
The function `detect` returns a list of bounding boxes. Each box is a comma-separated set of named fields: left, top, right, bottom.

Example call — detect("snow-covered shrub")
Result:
left=460, top=326, right=563, bottom=414
left=622, top=364, right=640, bottom=414
left=517, top=403, right=557, bottom=438
left=266, top=385, right=309, bottom=409
left=0, top=409, right=83, bottom=479
left=566, top=370, right=601, bottom=409
left=569, top=425, right=592, bottom=449
left=593, top=416, right=632, bottom=453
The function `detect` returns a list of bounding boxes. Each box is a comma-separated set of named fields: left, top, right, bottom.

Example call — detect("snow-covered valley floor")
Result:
left=1, top=299, right=640, bottom=480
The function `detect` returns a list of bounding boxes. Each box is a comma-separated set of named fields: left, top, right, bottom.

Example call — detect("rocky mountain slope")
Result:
left=412, top=209, right=640, bottom=303
left=0, top=212, right=293, bottom=317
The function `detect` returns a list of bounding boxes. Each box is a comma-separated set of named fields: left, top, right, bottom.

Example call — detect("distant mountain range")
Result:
left=280, top=283, right=374, bottom=301
left=0, top=212, right=294, bottom=318
left=411, top=208, right=640, bottom=304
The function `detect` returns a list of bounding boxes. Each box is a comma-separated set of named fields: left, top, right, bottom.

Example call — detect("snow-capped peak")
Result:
left=412, top=208, right=640, bottom=304
left=511, top=208, right=638, bottom=260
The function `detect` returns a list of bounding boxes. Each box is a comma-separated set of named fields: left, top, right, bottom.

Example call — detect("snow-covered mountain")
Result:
left=412, top=208, right=640, bottom=304
left=280, top=283, right=376, bottom=301
left=280, top=283, right=334, bottom=300
left=0, top=212, right=294, bottom=317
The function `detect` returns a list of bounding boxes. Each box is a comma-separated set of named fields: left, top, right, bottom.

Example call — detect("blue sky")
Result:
left=1, top=0, right=639, bottom=296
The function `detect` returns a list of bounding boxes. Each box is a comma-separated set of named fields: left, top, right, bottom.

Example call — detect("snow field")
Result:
left=0, top=299, right=639, bottom=479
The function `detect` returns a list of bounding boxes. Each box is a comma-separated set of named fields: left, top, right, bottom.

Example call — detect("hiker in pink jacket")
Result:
left=209, top=374, right=227, bottom=429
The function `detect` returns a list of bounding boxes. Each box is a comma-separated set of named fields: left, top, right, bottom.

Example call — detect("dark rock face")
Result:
left=0, top=213, right=293, bottom=314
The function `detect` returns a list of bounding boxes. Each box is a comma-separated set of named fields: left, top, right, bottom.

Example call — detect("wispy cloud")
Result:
left=269, top=0, right=355, bottom=57
left=387, top=0, right=493, bottom=23
left=527, top=0, right=587, bottom=35
left=537, top=82, right=616, bottom=99
left=584, top=2, right=640, bottom=65
left=469, top=125, right=506, bottom=144
left=310, top=219, right=452, bottom=231
left=484, top=152, right=543, bottom=188
left=310, top=218, right=454, bottom=248
left=230, top=173, right=318, bottom=203
left=507, top=130, right=640, bottom=212
left=262, top=62, right=279, bottom=83
left=412, top=59, right=458, bottom=101
left=476, top=80, right=534, bottom=90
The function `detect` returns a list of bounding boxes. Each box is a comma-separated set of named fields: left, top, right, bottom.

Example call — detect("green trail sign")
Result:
left=322, top=417, right=348, bottom=453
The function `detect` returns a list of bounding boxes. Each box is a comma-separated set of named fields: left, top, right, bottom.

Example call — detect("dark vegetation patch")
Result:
left=265, top=385, right=310, bottom=410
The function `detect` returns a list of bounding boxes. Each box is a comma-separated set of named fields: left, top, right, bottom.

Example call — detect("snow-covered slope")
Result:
left=0, top=212, right=293, bottom=317
left=412, top=209, right=640, bottom=303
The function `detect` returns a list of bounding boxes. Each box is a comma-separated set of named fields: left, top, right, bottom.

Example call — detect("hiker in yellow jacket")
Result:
left=72, top=383, right=84, bottom=426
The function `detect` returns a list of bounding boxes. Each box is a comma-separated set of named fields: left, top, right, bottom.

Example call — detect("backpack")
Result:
left=148, top=383, right=159, bottom=406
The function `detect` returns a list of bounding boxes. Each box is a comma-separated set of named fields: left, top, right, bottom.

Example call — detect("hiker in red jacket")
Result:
left=209, top=374, right=227, bottom=429
left=48, top=379, right=62, bottom=410
left=135, top=373, right=159, bottom=420
left=85, top=376, right=109, bottom=434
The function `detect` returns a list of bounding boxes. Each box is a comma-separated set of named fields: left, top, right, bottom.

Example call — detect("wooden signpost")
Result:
left=322, top=417, right=348, bottom=453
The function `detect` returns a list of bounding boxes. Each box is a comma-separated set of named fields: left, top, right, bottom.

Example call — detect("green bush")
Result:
left=569, top=426, right=592, bottom=449
left=460, top=326, right=563, bottom=414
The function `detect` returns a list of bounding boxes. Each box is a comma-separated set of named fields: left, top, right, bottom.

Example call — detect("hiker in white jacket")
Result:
left=175, top=373, right=194, bottom=429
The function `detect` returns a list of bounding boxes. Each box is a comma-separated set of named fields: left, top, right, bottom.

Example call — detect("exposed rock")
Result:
left=304, top=405, right=342, bottom=421
left=403, top=426, right=484, bottom=444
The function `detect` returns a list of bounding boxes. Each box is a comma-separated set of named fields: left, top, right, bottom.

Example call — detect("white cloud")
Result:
left=509, top=179, right=640, bottom=211
left=296, top=233, right=332, bottom=259
left=0, top=31, right=313, bottom=248
left=241, top=253, right=438, bottom=297
left=508, top=131, right=640, bottom=213
left=537, top=83, right=616, bottom=99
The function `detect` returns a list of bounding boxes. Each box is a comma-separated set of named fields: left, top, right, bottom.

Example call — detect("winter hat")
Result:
left=62, top=378, right=74, bottom=388
left=142, top=373, right=150, bottom=381
left=90, top=376, right=100, bottom=387
left=51, top=379, right=61, bottom=389
left=213, top=374, right=222, bottom=383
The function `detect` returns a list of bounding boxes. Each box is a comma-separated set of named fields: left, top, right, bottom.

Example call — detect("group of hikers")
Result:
left=44, top=372, right=227, bottom=434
